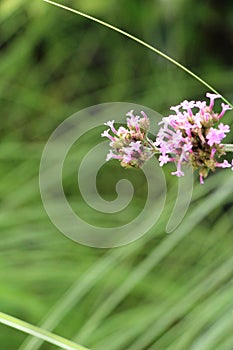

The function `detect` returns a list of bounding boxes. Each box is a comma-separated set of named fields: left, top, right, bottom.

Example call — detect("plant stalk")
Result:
left=42, top=0, right=233, bottom=108
left=152, top=144, right=233, bottom=154
left=0, top=312, right=89, bottom=350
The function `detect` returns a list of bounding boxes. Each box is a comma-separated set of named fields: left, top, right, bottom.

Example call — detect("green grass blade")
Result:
left=42, top=0, right=233, bottom=108
left=18, top=251, right=123, bottom=350
left=127, top=257, right=233, bottom=350
left=73, top=174, right=233, bottom=343
left=0, top=312, right=89, bottom=350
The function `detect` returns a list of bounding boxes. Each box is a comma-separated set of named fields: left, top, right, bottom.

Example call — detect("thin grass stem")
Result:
left=223, top=144, right=233, bottom=152
left=42, top=0, right=233, bottom=108
left=0, top=312, right=89, bottom=350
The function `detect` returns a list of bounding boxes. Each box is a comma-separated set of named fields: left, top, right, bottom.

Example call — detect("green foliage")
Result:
left=0, top=1, right=232, bottom=349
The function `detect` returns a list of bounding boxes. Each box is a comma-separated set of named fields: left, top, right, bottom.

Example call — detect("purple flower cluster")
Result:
left=155, top=93, right=232, bottom=183
left=101, top=110, right=155, bottom=168
left=102, top=93, right=232, bottom=184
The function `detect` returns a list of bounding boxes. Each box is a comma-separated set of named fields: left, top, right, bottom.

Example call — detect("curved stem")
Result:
left=0, top=312, right=89, bottom=350
left=42, top=0, right=233, bottom=108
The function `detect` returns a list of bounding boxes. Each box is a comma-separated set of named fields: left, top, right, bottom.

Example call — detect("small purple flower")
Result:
left=180, top=100, right=195, bottom=116
left=206, top=128, right=222, bottom=146
left=196, top=101, right=206, bottom=112
left=159, top=154, right=170, bottom=166
left=219, top=103, right=232, bottom=118
left=216, top=160, right=231, bottom=168
left=101, top=129, right=116, bottom=142
left=171, top=170, right=184, bottom=177
left=199, top=174, right=204, bottom=185
left=180, top=100, right=195, bottom=110
left=129, top=141, right=142, bottom=152
left=170, top=105, right=181, bottom=114
left=126, top=112, right=140, bottom=132
left=206, top=92, right=221, bottom=109
left=218, top=123, right=230, bottom=133
left=122, top=153, right=133, bottom=164
left=206, top=124, right=230, bottom=146
left=106, top=150, right=122, bottom=161
left=217, top=123, right=230, bottom=140
left=104, top=120, right=117, bottom=134
left=210, top=148, right=217, bottom=159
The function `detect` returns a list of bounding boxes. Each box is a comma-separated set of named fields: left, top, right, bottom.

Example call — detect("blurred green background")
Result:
left=0, top=0, right=233, bottom=349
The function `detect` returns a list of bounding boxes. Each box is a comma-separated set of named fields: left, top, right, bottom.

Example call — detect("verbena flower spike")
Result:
left=102, top=93, right=233, bottom=184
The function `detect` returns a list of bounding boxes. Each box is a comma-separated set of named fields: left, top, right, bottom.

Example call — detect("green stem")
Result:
left=0, top=312, right=89, bottom=350
left=223, top=144, right=233, bottom=152
left=152, top=144, right=233, bottom=154
left=42, top=0, right=233, bottom=108
left=146, top=136, right=159, bottom=152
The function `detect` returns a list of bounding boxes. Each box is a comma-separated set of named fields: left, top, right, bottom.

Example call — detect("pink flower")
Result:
left=171, top=170, right=184, bottom=177
left=218, top=123, right=230, bottom=133
left=122, top=153, right=133, bottom=164
left=159, top=154, right=170, bottom=166
left=216, top=160, right=231, bottom=168
left=180, top=100, right=195, bottom=110
left=170, top=105, right=181, bottom=114
left=101, top=129, right=116, bottom=141
left=210, top=148, right=217, bottom=158
left=126, top=110, right=140, bottom=132
left=180, top=100, right=195, bottom=116
left=206, top=124, right=230, bottom=146
left=129, top=141, right=142, bottom=152
left=199, top=174, right=204, bottom=185
left=196, top=101, right=207, bottom=112
left=104, top=120, right=117, bottom=134
left=206, top=92, right=221, bottom=109
left=206, top=128, right=222, bottom=146
left=155, top=92, right=232, bottom=182
left=219, top=103, right=232, bottom=118
left=106, top=150, right=122, bottom=161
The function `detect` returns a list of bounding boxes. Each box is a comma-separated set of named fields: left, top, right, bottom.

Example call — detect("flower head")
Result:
left=102, top=111, right=156, bottom=168
left=155, top=92, right=232, bottom=183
